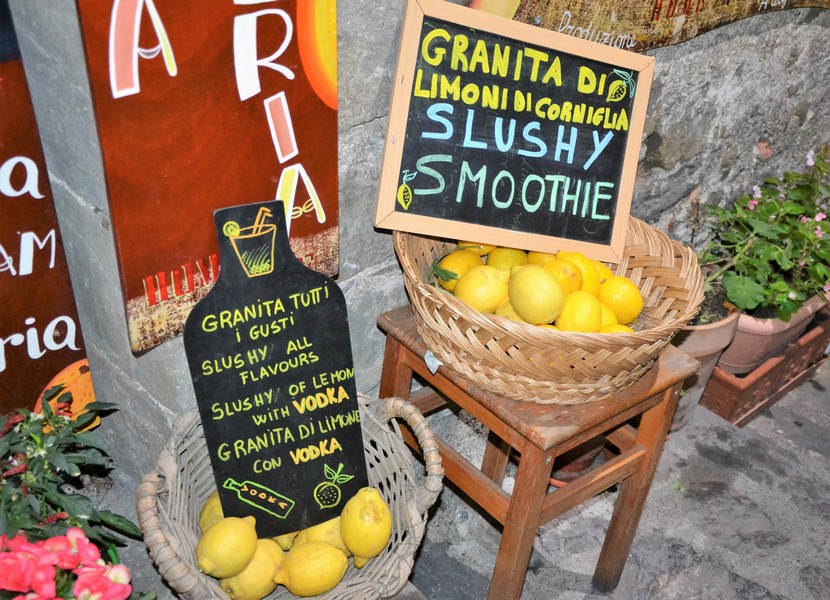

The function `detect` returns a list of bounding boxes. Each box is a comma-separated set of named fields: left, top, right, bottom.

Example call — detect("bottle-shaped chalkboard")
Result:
left=183, top=200, right=368, bottom=537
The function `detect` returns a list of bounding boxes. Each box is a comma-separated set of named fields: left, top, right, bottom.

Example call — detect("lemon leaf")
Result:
left=431, top=259, right=459, bottom=282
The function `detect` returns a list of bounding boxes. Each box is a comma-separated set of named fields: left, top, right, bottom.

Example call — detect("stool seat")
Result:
left=378, top=305, right=698, bottom=599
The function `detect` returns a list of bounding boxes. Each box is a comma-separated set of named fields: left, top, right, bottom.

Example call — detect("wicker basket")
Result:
left=394, top=217, right=704, bottom=404
left=136, top=395, right=443, bottom=600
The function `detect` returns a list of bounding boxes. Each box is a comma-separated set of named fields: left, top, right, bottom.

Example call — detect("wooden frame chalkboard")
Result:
left=375, top=0, right=654, bottom=261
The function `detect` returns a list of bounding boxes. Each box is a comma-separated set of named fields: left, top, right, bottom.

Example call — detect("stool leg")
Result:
left=592, top=385, right=681, bottom=592
left=379, top=335, right=413, bottom=399
left=481, top=432, right=511, bottom=486
left=488, top=445, right=551, bottom=600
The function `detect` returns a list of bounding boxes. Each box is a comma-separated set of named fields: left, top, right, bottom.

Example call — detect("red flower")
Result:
left=0, top=413, right=25, bottom=437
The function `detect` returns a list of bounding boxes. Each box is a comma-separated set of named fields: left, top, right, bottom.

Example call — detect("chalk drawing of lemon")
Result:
left=606, top=69, right=636, bottom=102
left=223, top=220, right=241, bottom=238
left=397, top=183, right=413, bottom=210
left=397, top=170, right=417, bottom=210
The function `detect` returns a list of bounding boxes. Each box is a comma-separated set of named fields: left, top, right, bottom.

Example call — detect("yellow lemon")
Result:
left=273, top=541, right=348, bottom=597
left=507, top=265, right=566, bottom=325
left=600, top=324, right=635, bottom=333
left=273, top=531, right=299, bottom=551
left=340, top=487, right=393, bottom=569
left=543, top=257, right=583, bottom=294
left=555, top=291, right=603, bottom=333
left=198, top=491, right=224, bottom=534
left=486, top=247, right=528, bottom=271
left=457, top=240, right=496, bottom=256
left=527, top=251, right=557, bottom=266
left=220, top=538, right=283, bottom=600
left=556, top=251, right=601, bottom=296
left=495, top=298, right=527, bottom=323
left=196, top=515, right=258, bottom=579
left=453, top=265, right=509, bottom=314
left=592, top=259, right=615, bottom=283
left=598, top=276, right=644, bottom=325
left=599, top=303, right=619, bottom=329
left=293, top=516, right=350, bottom=557
left=433, top=249, right=483, bottom=292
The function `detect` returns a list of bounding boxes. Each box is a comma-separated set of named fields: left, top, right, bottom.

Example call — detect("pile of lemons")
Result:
left=432, top=241, right=643, bottom=333
left=196, top=487, right=392, bottom=599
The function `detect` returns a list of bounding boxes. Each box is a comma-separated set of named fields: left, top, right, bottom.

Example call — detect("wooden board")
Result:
left=0, top=0, right=94, bottom=414
left=375, top=0, right=653, bottom=261
left=76, top=0, right=339, bottom=354
left=183, top=200, right=367, bottom=537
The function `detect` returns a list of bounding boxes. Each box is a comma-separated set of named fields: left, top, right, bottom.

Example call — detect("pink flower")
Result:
left=816, top=226, right=825, bottom=239
left=30, top=563, right=57, bottom=598
left=801, top=216, right=810, bottom=224
left=824, top=282, right=830, bottom=293
left=65, top=529, right=101, bottom=567
left=807, top=149, right=816, bottom=166
left=815, top=212, right=827, bottom=222
left=73, top=566, right=132, bottom=600
left=748, top=199, right=759, bottom=210
left=0, top=553, right=35, bottom=592
left=104, top=565, right=131, bottom=586
left=4, top=536, right=44, bottom=558
left=41, top=536, right=80, bottom=570
left=752, top=185, right=762, bottom=199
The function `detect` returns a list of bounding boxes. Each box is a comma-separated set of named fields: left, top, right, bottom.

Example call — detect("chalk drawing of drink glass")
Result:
left=223, top=207, right=276, bottom=277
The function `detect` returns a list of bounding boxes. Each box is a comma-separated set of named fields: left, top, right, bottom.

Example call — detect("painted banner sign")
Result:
left=75, top=0, right=339, bottom=355
left=184, top=201, right=367, bottom=537
left=0, top=0, right=94, bottom=415
left=375, top=0, right=653, bottom=261
left=468, top=0, right=830, bottom=52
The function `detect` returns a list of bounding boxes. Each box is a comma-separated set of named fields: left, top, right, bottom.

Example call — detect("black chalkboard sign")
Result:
left=375, top=0, right=654, bottom=261
left=183, top=201, right=368, bottom=537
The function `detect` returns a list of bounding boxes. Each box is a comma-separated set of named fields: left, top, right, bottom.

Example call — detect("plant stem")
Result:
left=705, top=237, right=756, bottom=285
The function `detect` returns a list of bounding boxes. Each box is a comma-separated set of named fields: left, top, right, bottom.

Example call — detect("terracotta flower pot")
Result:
left=718, top=295, right=828, bottom=375
left=670, top=310, right=740, bottom=430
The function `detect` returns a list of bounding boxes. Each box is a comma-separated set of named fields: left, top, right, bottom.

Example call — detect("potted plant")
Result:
left=0, top=387, right=155, bottom=600
left=696, top=144, right=830, bottom=375
left=670, top=284, right=740, bottom=430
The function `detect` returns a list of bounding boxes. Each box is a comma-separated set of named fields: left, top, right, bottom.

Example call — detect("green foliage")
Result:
left=699, top=145, right=830, bottom=321
left=0, top=390, right=142, bottom=548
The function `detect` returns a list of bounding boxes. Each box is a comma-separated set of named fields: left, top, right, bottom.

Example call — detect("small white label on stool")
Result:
left=424, top=350, right=442, bottom=374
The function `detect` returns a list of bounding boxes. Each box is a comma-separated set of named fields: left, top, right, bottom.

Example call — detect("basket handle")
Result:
left=136, top=474, right=214, bottom=599
left=382, top=396, right=444, bottom=516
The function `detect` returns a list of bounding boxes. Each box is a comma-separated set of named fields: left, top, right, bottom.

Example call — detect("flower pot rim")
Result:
left=685, top=308, right=741, bottom=332
left=736, top=295, right=826, bottom=334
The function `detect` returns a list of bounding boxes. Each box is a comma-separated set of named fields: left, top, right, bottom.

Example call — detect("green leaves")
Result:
left=0, top=395, right=143, bottom=555
left=723, top=272, right=766, bottom=310
left=701, top=144, right=830, bottom=318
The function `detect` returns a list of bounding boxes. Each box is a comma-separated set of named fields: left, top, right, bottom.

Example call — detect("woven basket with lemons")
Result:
left=394, top=217, right=704, bottom=404
left=136, top=395, right=442, bottom=600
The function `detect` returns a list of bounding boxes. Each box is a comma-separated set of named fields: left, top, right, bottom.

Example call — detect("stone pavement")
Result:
left=408, top=360, right=830, bottom=599
left=98, top=359, right=829, bottom=600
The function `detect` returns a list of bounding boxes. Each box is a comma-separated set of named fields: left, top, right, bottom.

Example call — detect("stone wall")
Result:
left=9, top=0, right=830, bottom=482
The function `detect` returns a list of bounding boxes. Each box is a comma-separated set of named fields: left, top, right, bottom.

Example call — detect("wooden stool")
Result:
left=378, top=306, right=698, bottom=599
